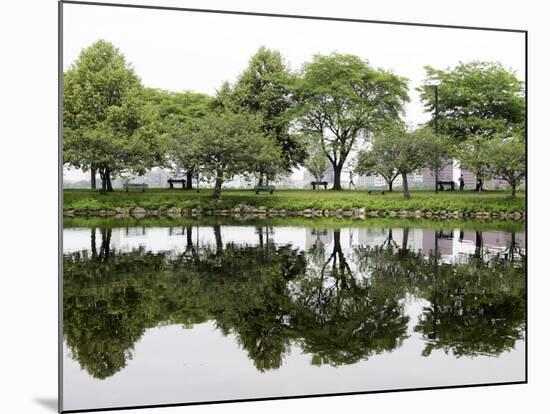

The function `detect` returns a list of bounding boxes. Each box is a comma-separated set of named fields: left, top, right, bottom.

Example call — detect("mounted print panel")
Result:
left=60, top=1, right=526, bottom=412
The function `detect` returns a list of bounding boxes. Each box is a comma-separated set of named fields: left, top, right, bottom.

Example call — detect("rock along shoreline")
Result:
left=63, top=205, right=526, bottom=221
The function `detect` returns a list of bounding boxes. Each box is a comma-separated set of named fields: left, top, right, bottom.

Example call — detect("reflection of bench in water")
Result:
left=123, top=183, right=148, bottom=192
left=168, top=178, right=186, bottom=189
left=436, top=229, right=454, bottom=240
left=437, top=180, right=455, bottom=191
left=310, top=181, right=328, bottom=190
left=124, top=227, right=146, bottom=236
left=254, top=185, right=275, bottom=195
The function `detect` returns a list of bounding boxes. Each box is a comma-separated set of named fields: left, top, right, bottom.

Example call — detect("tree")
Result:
left=488, top=135, right=526, bottom=197
left=303, top=136, right=328, bottom=183
left=418, top=61, right=525, bottom=141
left=417, top=128, right=454, bottom=193
left=355, top=142, right=399, bottom=192
left=456, top=135, right=492, bottom=191
left=183, top=110, right=282, bottom=198
left=231, top=47, right=306, bottom=182
left=63, top=40, right=165, bottom=192
left=292, top=53, right=409, bottom=190
left=145, top=88, right=213, bottom=189
left=357, top=125, right=426, bottom=198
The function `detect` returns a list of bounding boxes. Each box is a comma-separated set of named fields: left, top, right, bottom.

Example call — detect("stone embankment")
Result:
left=63, top=205, right=526, bottom=220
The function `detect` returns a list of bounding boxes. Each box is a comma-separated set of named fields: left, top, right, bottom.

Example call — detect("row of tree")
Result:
left=64, top=40, right=525, bottom=197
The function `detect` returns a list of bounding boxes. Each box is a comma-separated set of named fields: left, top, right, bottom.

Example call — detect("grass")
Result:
left=63, top=188, right=526, bottom=214
left=64, top=215, right=526, bottom=233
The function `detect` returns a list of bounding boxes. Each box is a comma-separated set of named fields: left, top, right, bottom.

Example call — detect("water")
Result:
left=62, top=220, right=526, bottom=411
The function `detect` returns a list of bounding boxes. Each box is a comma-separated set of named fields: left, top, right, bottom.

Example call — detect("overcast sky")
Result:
left=62, top=2, right=525, bottom=180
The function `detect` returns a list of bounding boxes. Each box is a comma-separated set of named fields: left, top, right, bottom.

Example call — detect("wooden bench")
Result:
left=254, top=185, right=275, bottom=195
left=168, top=178, right=186, bottom=189
left=437, top=180, right=455, bottom=191
left=311, top=181, right=328, bottom=190
left=123, top=183, right=148, bottom=192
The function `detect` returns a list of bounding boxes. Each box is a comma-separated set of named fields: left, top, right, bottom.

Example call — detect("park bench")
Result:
left=168, top=178, right=186, bottom=189
left=123, top=183, right=148, bottom=192
left=368, top=190, right=385, bottom=195
left=310, top=181, right=328, bottom=190
left=254, top=185, right=275, bottom=195
left=437, top=180, right=455, bottom=191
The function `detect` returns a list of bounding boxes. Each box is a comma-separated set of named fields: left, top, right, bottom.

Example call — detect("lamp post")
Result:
left=430, top=82, right=441, bottom=193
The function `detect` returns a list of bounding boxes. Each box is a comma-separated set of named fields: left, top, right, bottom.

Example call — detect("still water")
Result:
left=62, top=221, right=526, bottom=411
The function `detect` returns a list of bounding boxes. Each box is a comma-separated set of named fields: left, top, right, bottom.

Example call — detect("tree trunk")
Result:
left=90, top=166, right=96, bottom=189
left=186, top=170, right=193, bottom=190
left=101, top=179, right=106, bottom=193
left=186, top=226, right=193, bottom=250
left=511, top=183, right=516, bottom=198
left=401, top=172, right=410, bottom=199
left=91, top=227, right=97, bottom=259
left=99, top=228, right=112, bottom=261
left=434, top=170, right=439, bottom=194
left=98, top=166, right=110, bottom=193
left=106, top=169, right=113, bottom=192
left=258, top=175, right=264, bottom=186
left=332, top=163, right=343, bottom=190
left=257, top=227, right=264, bottom=248
left=212, top=175, right=223, bottom=199
left=475, top=231, right=483, bottom=258
left=388, top=180, right=393, bottom=192
left=400, top=227, right=410, bottom=255
left=213, top=224, right=223, bottom=255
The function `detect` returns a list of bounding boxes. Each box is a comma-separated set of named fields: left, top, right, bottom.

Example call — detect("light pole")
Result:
left=430, top=82, right=441, bottom=193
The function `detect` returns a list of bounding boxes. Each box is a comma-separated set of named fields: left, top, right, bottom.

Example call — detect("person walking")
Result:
left=348, top=171, right=356, bottom=189
left=458, top=174, right=465, bottom=191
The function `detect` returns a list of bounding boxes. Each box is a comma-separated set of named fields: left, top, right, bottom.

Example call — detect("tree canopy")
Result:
left=144, top=88, right=213, bottom=188
left=181, top=110, right=283, bottom=198
left=231, top=47, right=306, bottom=178
left=419, top=61, right=525, bottom=141
left=63, top=40, right=165, bottom=192
left=292, top=53, right=409, bottom=190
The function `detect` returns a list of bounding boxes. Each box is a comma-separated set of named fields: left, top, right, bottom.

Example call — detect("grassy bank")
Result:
left=64, top=188, right=526, bottom=214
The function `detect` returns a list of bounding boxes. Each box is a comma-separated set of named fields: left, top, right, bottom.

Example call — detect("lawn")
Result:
left=63, top=188, right=526, bottom=214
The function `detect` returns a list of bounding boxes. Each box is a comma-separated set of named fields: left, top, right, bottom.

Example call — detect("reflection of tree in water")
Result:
left=63, top=246, right=172, bottom=379
left=63, top=225, right=525, bottom=379
left=414, top=253, right=526, bottom=357
left=183, top=225, right=307, bottom=372
left=291, top=229, right=409, bottom=366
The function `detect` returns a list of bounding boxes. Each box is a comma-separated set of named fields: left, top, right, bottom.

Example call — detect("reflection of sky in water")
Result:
left=62, top=224, right=526, bottom=411
left=63, top=226, right=525, bottom=258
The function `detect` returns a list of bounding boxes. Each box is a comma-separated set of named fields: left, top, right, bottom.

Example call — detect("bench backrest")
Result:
left=124, top=183, right=148, bottom=188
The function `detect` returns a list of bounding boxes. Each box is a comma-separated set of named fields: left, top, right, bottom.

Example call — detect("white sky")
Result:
left=62, top=2, right=525, bottom=180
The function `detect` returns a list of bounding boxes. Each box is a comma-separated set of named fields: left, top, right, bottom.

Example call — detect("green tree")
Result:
left=488, top=135, right=526, bottom=197
left=63, top=40, right=165, bottom=192
left=303, top=136, right=328, bottom=183
left=183, top=110, right=282, bottom=198
left=144, top=88, right=213, bottom=189
left=357, top=125, right=426, bottom=199
left=419, top=61, right=525, bottom=141
left=231, top=47, right=306, bottom=182
left=355, top=142, right=399, bottom=192
left=292, top=53, right=409, bottom=190
left=456, top=135, right=492, bottom=191
left=418, top=128, right=454, bottom=193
